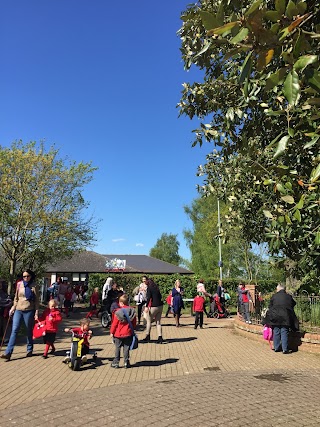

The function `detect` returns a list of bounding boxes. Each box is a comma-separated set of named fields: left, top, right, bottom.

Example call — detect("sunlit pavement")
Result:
left=1, top=306, right=320, bottom=426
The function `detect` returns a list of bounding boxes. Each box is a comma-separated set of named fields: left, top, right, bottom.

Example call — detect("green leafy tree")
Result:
left=0, top=141, right=97, bottom=293
left=149, top=233, right=181, bottom=266
left=178, top=0, right=320, bottom=290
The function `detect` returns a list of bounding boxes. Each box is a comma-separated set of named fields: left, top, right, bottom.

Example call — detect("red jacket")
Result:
left=64, top=291, right=73, bottom=301
left=193, top=296, right=205, bottom=312
left=71, top=327, right=91, bottom=347
left=110, top=306, right=136, bottom=338
left=90, top=292, right=99, bottom=306
left=39, top=308, right=62, bottom=333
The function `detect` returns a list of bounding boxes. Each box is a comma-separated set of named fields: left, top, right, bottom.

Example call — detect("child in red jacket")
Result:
left=110, top=294, right=136, bottom=369
left=64, top=318, right=93, bottom=364
left=39, top=299, right=62, bottom=358
left=193, top=292, right=206, bottom=329
left=86, top=287, right=100, bottom=319
left=64, top=286, right=73, bottom=318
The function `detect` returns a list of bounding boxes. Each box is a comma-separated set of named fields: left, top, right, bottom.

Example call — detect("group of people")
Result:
left=0, top=270, right=300, bottom=366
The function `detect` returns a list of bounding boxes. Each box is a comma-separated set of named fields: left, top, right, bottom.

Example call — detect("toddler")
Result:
left=64, top=318, right=92, bottom=364
left=39, top=299, right=62, bottom=358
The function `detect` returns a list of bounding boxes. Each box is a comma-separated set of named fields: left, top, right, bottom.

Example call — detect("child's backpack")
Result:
left=263, top=325, right=273, bottom=349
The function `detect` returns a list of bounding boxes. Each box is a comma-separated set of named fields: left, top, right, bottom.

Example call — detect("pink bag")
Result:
left=263, top=325, right=273, bottom=349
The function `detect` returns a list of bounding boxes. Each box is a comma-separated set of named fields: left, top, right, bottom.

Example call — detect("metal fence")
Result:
left=249, top=295, right=320, bottom=333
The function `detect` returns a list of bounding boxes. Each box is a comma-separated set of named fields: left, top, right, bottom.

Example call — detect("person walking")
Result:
left=1, top=269, right=39, bottom=361
left=172, top=279, right=184, bottom=327
left=264, top=284, right=298, bottom=354
left=142, top=278, right=164, bottom=344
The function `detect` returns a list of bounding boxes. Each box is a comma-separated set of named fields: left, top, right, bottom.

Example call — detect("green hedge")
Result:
left=88, top=273, right=279, bottom=300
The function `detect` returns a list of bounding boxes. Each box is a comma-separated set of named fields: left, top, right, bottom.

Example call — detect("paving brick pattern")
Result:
left=1, top=306, right=320, bottom=426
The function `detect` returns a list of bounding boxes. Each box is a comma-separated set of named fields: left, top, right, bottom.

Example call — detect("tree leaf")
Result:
left=307, top=70, right=320, bottom=93
left=286, top=0, right=299, bottom=19
left=263, top=210, right=274, bottom=218
left=265, top=67, right=287, bottom=91
left=293, top=209, right=301, bottom=222
left=245, top=0, right=263, bottom=17
left=297, top=1, right=307, bottom=15
left=199, top=11, right=218, bottom=31
left=288, top=13, right=311, bottom=32
left=283, top=70, right=300, bottom=106
left=295, top=196, right=304, bottom=210
left=207, top=21, right=239, bottom=36
left=304, top=135, right=319, bottom=149
left=257, top=49, right=274, bottom=71
left=274, top=135, right=290, bottom=158
left=230, top=27, right=249, bottom=44
left=293, top=55, right=317, bottom=72
left=315, top=232, right=320, bottom=246
left=276, top=0, right=287, bottom=14
left=265, top=10, right=282, bottom=22
left=281, top=195, right=295, bottom=204
left=310, top=163, right=320, bottom=183
left=239, top=51, right=252, bottom=84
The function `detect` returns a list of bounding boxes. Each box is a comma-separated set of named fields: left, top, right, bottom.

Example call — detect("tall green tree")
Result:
left=0, top=141, right=97, bottom=293
left=184, top=194, right=269, bottom=279
left=178, top=0, right=320, bottom=290
left=149, top=233, right=181, bottom=265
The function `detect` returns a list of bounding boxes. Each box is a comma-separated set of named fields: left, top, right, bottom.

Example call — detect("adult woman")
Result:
left=142, top=278, right=164, bottom=344
left=264, top=284, right=298, bottom=354
left=1, top=269, right=39, bottom=361
left=172, top=279, right=184, bottom=327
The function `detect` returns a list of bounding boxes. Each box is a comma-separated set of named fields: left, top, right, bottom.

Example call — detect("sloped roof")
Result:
left=45, top=251, right=193, bottom=275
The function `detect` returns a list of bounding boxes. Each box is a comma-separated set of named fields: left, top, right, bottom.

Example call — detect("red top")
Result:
left=241, top=288, right=249, bottom=303
left=71, top=327, right=91, bottom=347
left=39, top=308, right=62, bottom=333
left=193, top=296, right=205, bottom=312
left=110, top=306, right=136, bottom=338
left=90, top=292, right=99, bottom=305
left=64, top=291, right=73, bottom=301
left=166, top=294, right=172, bottom=305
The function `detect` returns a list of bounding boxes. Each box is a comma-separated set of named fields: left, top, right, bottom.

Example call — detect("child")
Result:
left=193, top=292, right=206, bottom=329
left=165, top=290, right=173, bottom=318
left=110, top=294, right=136, bottom=369
left=39, top=299, right=62, bottom=358
left=64, top=286, right=73, bottom=318
left=86, top=287, right=100, bottom=319
left=64, top=318, right=92, bottom=364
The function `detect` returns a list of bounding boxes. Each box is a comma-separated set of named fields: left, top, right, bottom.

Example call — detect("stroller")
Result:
left=208, top=295, right=230, bottom=319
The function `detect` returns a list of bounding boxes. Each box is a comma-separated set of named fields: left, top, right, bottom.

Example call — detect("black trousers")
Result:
left=195, top=311, right=203, bottom=328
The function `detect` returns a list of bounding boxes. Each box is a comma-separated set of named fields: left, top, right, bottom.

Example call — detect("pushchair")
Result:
left=208, top=295, right=230, bottom=319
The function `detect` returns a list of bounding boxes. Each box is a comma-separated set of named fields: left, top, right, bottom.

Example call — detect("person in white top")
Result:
left=102, top=277, right=113, bottom=301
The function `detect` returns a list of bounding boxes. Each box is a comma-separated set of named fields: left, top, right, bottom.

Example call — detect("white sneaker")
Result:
left=245, top=321, right=249, bottom=323
left=63, top=356, right=70, bottom=364
left=248, top=321, right=252, bottom=324
left=81, top=355, right=88, bottom=364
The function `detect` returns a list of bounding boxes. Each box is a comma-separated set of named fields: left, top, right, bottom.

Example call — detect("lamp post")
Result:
left=217, top=199, right=223, bottom=280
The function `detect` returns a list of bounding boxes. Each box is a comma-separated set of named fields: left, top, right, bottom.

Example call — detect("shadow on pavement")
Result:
left=134, top=358, right=179, bottom=367
left=164, top=337, right=197, bottom=343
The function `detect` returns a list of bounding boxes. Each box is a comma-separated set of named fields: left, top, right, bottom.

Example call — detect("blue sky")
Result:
left=0, top=1, right=211, bottom=261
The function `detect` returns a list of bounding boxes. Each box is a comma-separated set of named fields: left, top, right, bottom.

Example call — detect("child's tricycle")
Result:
left=64, top=329, right=97, bottom=371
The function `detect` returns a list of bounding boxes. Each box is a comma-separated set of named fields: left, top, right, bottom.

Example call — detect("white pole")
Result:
left=217, top=199, right=223, bottom=280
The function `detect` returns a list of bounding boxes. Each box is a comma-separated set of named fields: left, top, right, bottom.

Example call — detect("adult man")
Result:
left=265, top=284, right=297, bottom=354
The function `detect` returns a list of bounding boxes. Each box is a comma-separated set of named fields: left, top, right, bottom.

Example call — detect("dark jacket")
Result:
left=265, top=289, right=298, bottom=330
left=146, top=282, right=163, bottom=308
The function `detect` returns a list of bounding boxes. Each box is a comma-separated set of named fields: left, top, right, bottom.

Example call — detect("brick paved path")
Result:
left=1, top=306, right=320, bottom=426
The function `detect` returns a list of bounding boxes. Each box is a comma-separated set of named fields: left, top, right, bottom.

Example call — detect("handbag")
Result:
left=33, top=321, right=46, bottom=339
left=122, top=309, right=138, bottom=350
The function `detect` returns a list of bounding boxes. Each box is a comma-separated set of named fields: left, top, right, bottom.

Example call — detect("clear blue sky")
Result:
left=0, top=1, right=211, bottom=261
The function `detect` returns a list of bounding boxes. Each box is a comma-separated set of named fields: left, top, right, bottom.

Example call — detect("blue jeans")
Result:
left=5, top=310, right=35, bottom=354
left=273, top=326, right=289, bottom=352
